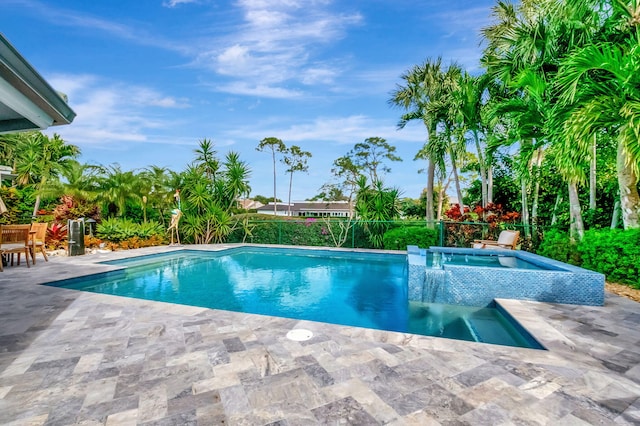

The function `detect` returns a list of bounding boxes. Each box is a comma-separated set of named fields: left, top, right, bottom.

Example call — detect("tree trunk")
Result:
left=452, top=163, right=463, bottom=210
left=611, top=198, right=620, bottom=229
left=487, top=164, right=493, bottom=204
left=617, top=142, right=640, bottom=229
left=32, top=194, right=41, bottom=219
left=568, top=182, right=584, bottom=241
left=287, top=171, right=293, bottom=217
left=531, top=148, right=543, bottom=231
left=426, top=159, right=435, bottom=228
left=551, top=193, right=563, bottom=226
left=589, top=135, right=596, bottom=210
left=32, top=175, right=47, bottom=218
left=520, top=177, right=530, bottom=238
left=436, top=172, right=453, bottom=220
left=272, top=150, right=277, bottom=214
left=473, top=130, right=487, bottom=209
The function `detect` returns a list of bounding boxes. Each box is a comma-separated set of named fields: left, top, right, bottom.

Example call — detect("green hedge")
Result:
left=579, top=229, right=640, bottom=287
left=537, top=228, right=640, bottom=288
left=382, top=226, right=438, bottom=250
left=226, top=215, right=371, bottom=248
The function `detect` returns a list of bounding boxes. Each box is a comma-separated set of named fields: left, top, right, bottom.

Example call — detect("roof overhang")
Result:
left=0, top=33, right=76, bottom=134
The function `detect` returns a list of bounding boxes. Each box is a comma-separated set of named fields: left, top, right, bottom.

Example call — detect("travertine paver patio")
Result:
left=0, top=245, right=639, bottom=425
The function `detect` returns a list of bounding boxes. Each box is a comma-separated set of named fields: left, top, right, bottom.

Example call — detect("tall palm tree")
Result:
left=282, top=145, right=311, bottom=216
left=480, top=0, right=606, bottom=238
left=557, top=37, right=640, bottom=229
left=256, top=137, right=286, bottom=214
left=454, top=72, right=493, bottom=209
left=389, top=58, right=460, bottom=226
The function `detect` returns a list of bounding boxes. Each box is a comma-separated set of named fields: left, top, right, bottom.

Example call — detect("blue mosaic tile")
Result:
left=407, top=247, right=605, bottom=306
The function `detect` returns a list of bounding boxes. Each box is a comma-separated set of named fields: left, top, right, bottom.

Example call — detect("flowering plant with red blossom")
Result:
left=444, top=204, right=472, bottom=221
left=443, top=202, right=521, bottom=248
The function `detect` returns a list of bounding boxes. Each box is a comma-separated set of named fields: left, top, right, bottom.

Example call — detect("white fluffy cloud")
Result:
left=163, top=0, right=199, bottom=7
left=45, top=74, right=191, bottom=146
left=195, top=0, right=362, bottom=97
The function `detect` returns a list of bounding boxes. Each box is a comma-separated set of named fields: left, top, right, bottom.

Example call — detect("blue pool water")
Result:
left=426, top=251, right=546, bottom=270
left=45, top=247, right=542, bottom=349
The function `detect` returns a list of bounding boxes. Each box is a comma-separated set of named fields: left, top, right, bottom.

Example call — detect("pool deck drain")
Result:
left=286, top=329, right=314, bottom=342
left=0, top=244, right=639, bottom=425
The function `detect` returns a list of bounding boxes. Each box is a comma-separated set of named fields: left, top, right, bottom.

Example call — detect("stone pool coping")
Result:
left=0, top=244, right=639, bottom=424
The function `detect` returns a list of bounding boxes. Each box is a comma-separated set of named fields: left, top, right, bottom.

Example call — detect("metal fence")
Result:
left=225, top=218, right=536, bottom=251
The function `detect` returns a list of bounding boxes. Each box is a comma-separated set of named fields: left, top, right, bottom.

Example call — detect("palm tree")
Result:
left=389, top=58, right=460, bottom=227
left=97, top=164, right=140, bottom=217
left=194, top=138, right=219, bottom=181
left=282, top=145, right=311, bottom=216
left=43, top=160, right=101, bottom=202
left=557, top=38, right=640, bottom=229
left=256, top=137, right=286, bottom=214
left=480, top=0, right=606, bottom=238
left=10, top=132, right=80, bottom=218
left=222, top=152, right=252, bottom=211
left=140, top=165, right=174, bottom=226
left=454, top=72, right=493, bottom=209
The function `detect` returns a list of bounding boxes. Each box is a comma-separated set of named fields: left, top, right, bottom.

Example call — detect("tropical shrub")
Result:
left=355, top=178, right=401, bottom=248
left=225, top=214, right=374, bottom=248
left=96, top=218, right=165, bottom=243
left=46, top=223, right=68, bottom=249
left=443, top=203, right=521, bottom=248
left=536, top=228, right=640, bottom=287
left=382, top=227, right=438, bottom=250
left=578, top=229, right=640, bottom=288
left=52, top=195, right=100, bottom=222
left=536, top=229, right=580, bottom=265
left=226, top=216, right=332, bottom=246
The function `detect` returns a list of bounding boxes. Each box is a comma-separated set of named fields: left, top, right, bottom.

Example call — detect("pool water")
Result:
left=46, top=247, right=542, bottom=349
left=427, top=251, right=545, bottom=270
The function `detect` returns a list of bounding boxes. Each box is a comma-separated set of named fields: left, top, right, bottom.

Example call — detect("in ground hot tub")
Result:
left=407, top=246, right=605, bottom=306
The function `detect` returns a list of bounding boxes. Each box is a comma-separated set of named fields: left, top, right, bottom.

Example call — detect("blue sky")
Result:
left=1, top=0, right=494, bottom=201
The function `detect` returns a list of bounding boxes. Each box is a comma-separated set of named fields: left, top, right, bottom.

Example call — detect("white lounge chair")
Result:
left=472, top=230, right=520, bottom=250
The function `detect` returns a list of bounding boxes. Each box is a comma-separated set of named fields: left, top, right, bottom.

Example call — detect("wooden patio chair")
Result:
left=0, top=224, right=31, bottom=271
left=29, top=222, right=49, bottom=264
left=472, top=230, right=520, bottom=250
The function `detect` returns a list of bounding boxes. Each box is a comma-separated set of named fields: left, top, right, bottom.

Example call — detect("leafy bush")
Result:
left=96, top=218, right=165, bottom=243
left=537, top=228, right=640, bottom=288
left=225, top=214, right=375, bottom=248
left=52, top=195, right=100, bottom=222
left=578, top=229, right=640, bottom=287
left=226, top=215, right=334, bottom=247
left=536, top=228, right=580, bottom=265
left=0, top=186, right=35, bottom=224
left=382, top=227, right=438, bottom=250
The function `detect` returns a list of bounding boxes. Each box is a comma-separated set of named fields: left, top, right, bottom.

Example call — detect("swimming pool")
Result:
left=45, top=247, right=542, bottom=349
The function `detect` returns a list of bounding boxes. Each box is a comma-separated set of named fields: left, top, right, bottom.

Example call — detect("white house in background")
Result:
left=256, top=201, right=353, bottom=218
left=236, top=198, right=264, bottom=210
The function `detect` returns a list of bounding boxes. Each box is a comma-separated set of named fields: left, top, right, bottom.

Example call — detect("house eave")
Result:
left=0, top=33, right=76, bottom=134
